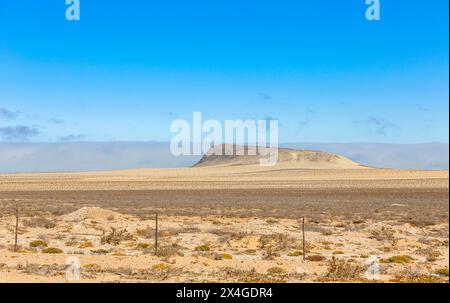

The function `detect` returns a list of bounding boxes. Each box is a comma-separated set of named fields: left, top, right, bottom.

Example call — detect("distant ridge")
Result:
left=193, top=144, right=364, bottom=169
left=0, top=142, right=447, bottom=173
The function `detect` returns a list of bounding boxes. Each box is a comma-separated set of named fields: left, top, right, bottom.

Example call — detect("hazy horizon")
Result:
left=0, top=141, right=448, bottom=173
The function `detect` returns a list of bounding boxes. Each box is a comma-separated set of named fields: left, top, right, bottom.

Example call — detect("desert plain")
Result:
left=0, top=148, right=448, bottom=282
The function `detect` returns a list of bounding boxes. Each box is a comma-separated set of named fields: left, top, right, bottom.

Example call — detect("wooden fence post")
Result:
left=302, top=216, right=306, bottom=260
left=14, top=208, right=19, bottom=252
left=155, top=212, right=159, bottom=254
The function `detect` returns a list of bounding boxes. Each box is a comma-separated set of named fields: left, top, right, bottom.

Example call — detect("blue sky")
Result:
left=0, top=0, right=448, bottom=144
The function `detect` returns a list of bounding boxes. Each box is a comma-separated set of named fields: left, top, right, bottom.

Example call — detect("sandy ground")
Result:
left=0, top=166, right=447, bottom=191
left=0, top=165, right=448, bottom=283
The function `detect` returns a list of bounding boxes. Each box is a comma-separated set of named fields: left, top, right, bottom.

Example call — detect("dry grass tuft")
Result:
left=324, top=257, right=366, bottom=280
left=194, top=244, right=211, bottom=252
left=101, top=228, right=134, bottom=245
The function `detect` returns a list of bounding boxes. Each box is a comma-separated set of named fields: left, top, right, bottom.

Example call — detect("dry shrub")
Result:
left=262, top=248, right=280, bottom=260
left=78, top=241, right=93, bottom=248
left=266, top=218, right=279, bottom=224
left=390, top=275, right=445, bottom=283
left=160, top=227, right=201, bottom=237
left=392, top=265, right=446, bottom=283
left=208, top=230, right=251, bottom=242
left=23, top=217, right=56, bottom=229
left=352, top=219, right=365, bottom=225
left=136, top=243, right=151, bottom=249
left=258, top=234, right=295, bottom=251
left=369, top=226, right=395, bottom=241
left=324, top=257, right=366, bottom=280
left=136, top=227, right=155, bottom=239
left=137, top=226, right=200, bottom=239
left=320, top=228, right=333, bottom=236
left=101, top=228, right=134, bottom=245
left=267, top=267, right=285, bottom=275
left=405, top=218, right=436, bottom=228
left=221, top=267, right=286, bottom=283
left=154, top=243, right=184, bottom=260
left=65, top=239, right=78, bottom=247
left=91, top=249, right=110, bottom=255
left=17, top=263, right=68, bottom=276
left=425, top=250, right=441, bottom=262
left=306, top=255, right=326, bottom=262
left=202, top=252, right=228, bottom=261
left=83, top=263, right=102, bottom=272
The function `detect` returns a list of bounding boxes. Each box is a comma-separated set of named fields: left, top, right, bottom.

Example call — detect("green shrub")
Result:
left=435, top=267, right=449, bottom=276
left=29, top=240, right=48, bottom=248
left=287, top=251, right=303, bottom=257
left=194, top=245, right=210, bottom=252
left=42, top=247, right=63, bottom=254
left=222, top=253, right=233, bottom=260
left=152, top=263, right=170, bottom=271
left=380, top=255, right=414, bottom=264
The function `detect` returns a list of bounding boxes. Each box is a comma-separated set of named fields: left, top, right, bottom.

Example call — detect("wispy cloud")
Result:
left=257, top=92, right=271, bottom=101
left=160, top=111, right=174, bottom=117
left=297, top=118, right=310, bottom=131
left=416, top=104, right=430, bottom=112
left=48, top=118, right=64, bottom=124
left=0, top=125, right=40, bottom=141
left=0, top=107, right=20, bottom=120
left=59, top=134, right=86, bottom=142
left=367, top=116, right=396, bottom=136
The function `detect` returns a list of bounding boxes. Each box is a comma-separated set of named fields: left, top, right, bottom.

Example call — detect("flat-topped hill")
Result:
left=193, top=144, right=364, bottom=169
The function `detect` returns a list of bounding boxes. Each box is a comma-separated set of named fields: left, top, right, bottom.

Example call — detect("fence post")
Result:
left=155, top=212, right=159, bottom=254
left=14, top=208, right=19, bottom=252
left=302, top=216, right=306, bottom=261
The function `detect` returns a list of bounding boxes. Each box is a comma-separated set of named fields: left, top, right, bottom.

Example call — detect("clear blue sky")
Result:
left=0, top=0, right=448, bottom=143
